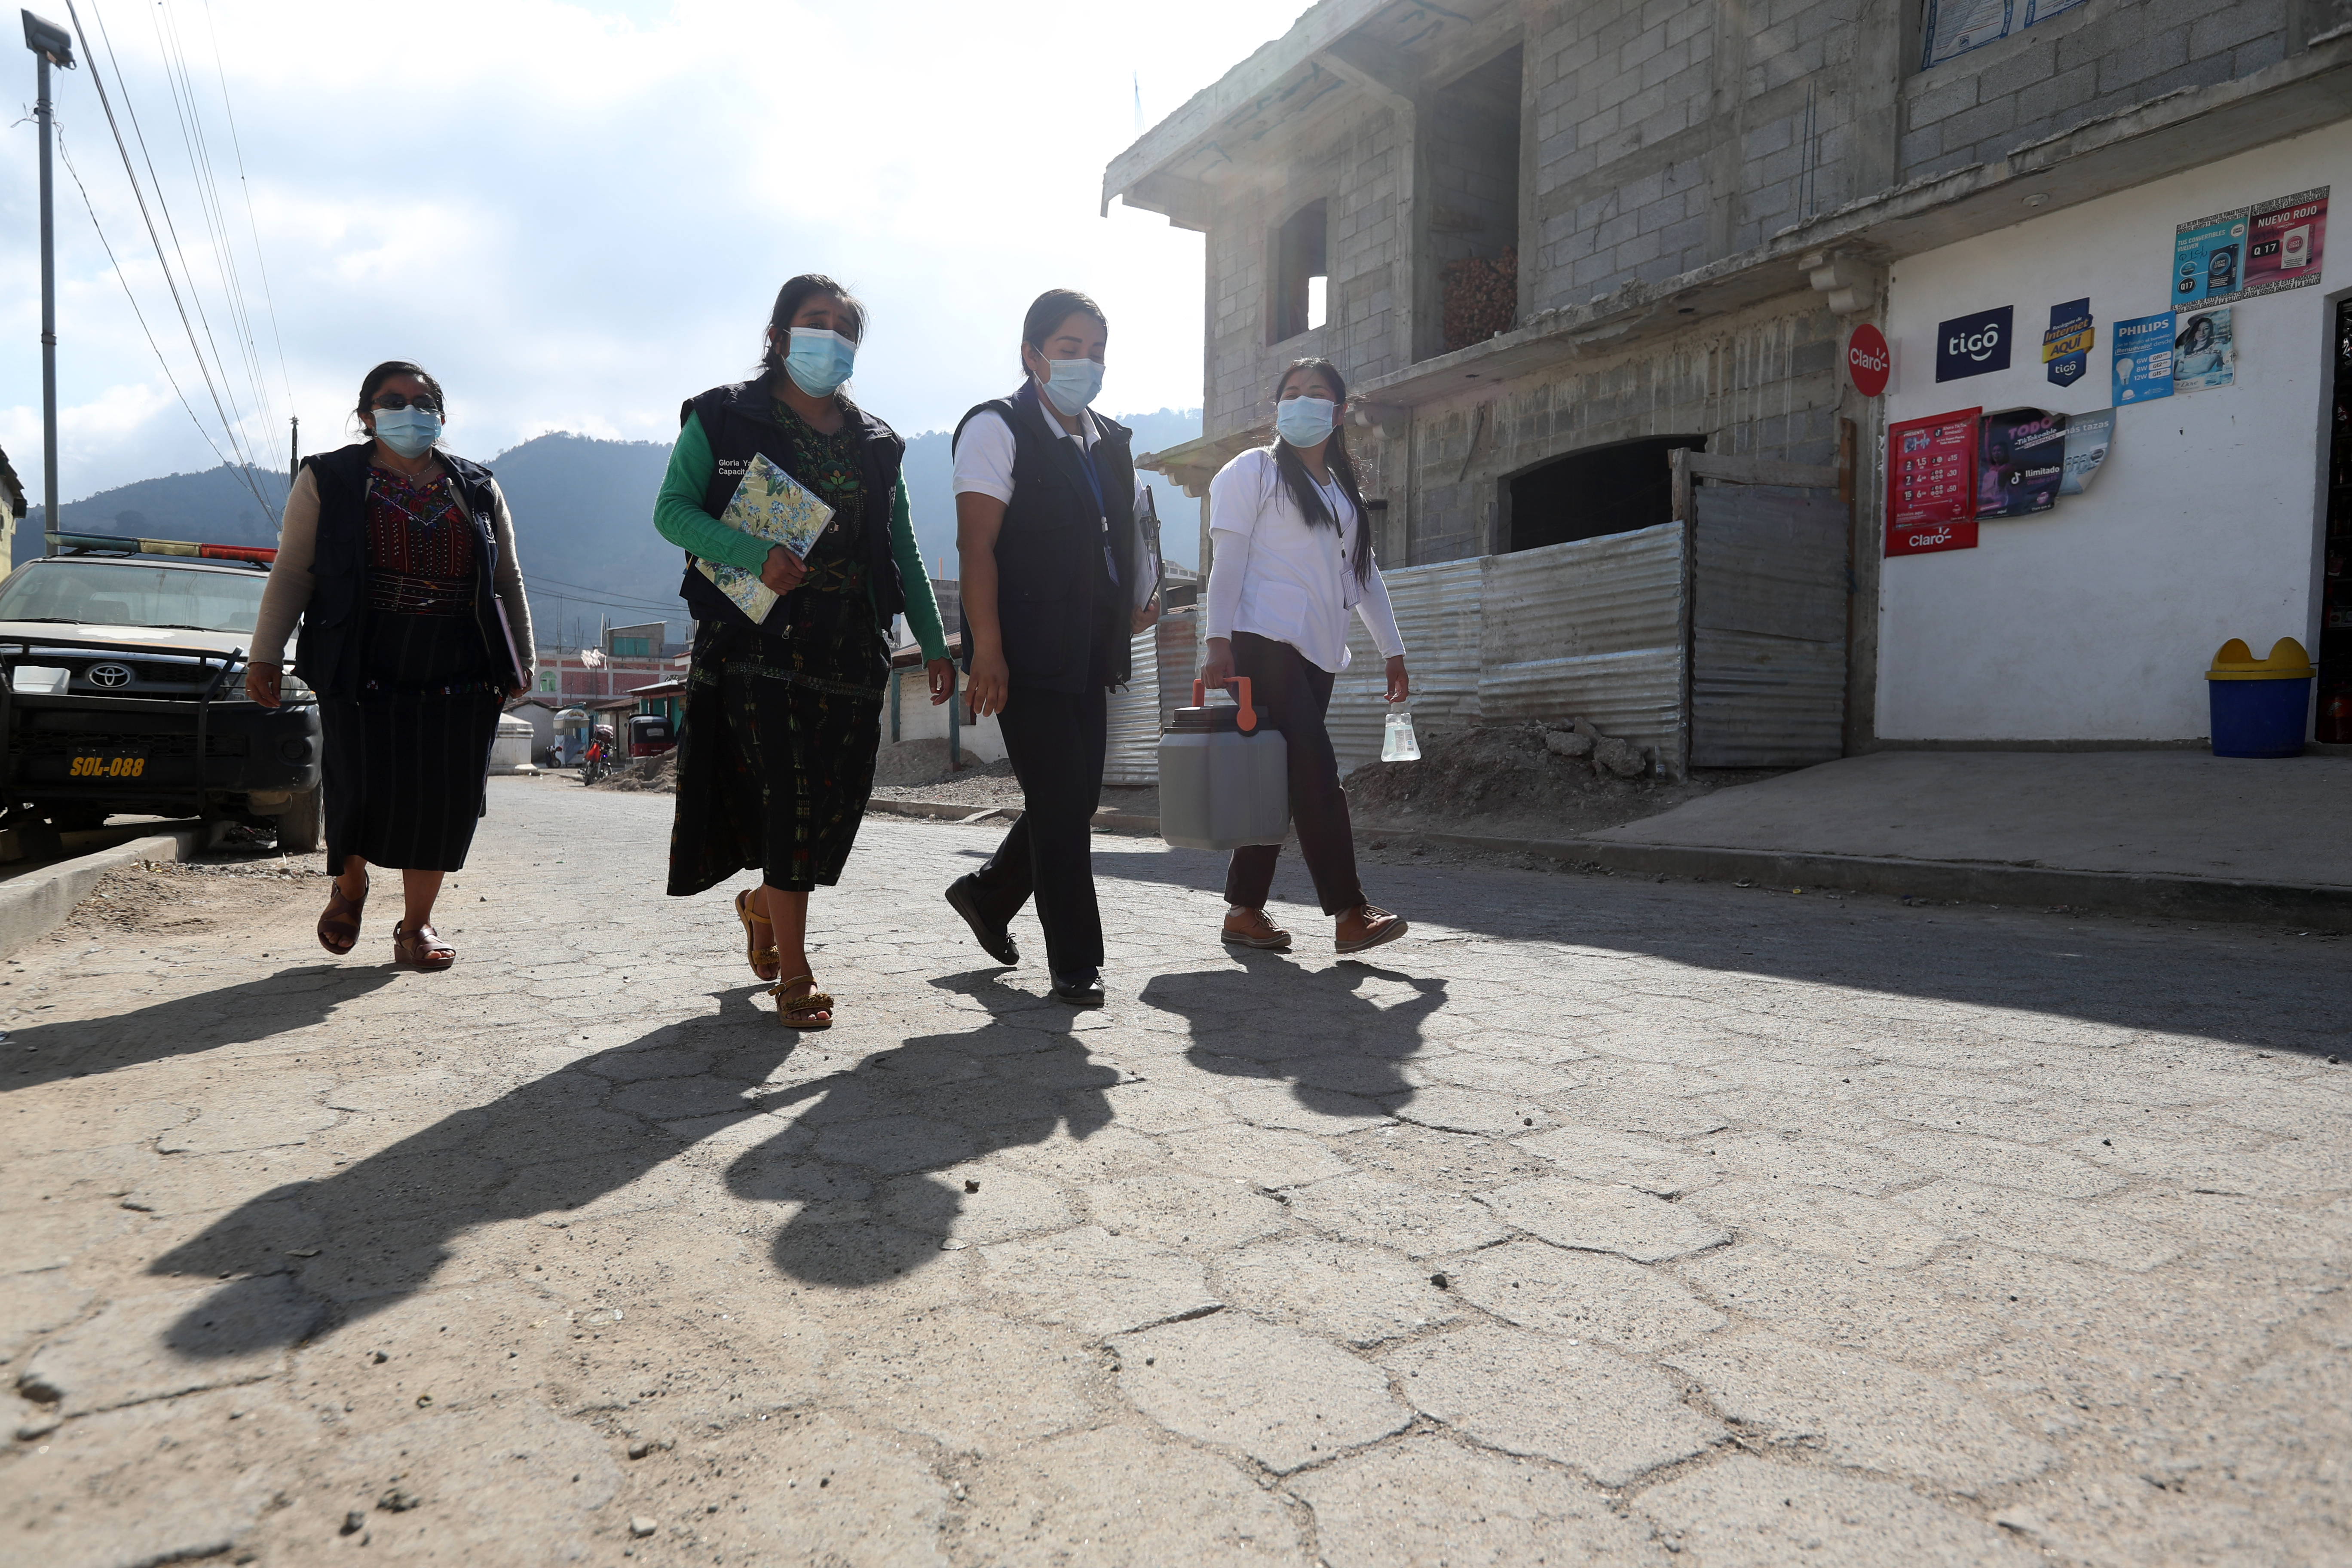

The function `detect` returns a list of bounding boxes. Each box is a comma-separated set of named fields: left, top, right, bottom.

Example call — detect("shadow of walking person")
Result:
left=148, top=986, right=799, bottom=1357
left=5, top=965, right=402, bottom=1090
left=1139, top=952, right=1448, bottom=1118
left=732, top=972, right=1121, bottom=1291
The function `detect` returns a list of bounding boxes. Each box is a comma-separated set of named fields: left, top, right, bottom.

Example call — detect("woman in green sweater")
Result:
left=655, top=274, right=953, bottom=1027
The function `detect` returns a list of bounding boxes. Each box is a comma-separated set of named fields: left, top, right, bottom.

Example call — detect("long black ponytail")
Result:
left=1268, top=357, right=1374, bottom=588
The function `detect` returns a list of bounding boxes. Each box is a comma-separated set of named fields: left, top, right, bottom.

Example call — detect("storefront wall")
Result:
left=1876, top=122, right=2346, bottom=743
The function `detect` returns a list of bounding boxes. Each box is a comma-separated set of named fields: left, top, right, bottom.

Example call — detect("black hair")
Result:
left=1020, top=288, right=1108, bottom=376
left=1268, top=357, right=1373, bottom=587
left=2177, top=314, right=2217, bottom=351
left=760, top=274, right=867, bottom=377
left=355, top=360, right=444, bottom=439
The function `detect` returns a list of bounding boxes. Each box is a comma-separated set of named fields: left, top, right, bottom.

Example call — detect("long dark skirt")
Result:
left=322, top=607, right=501, bottom=872
left=321, top=689, right=501, bottom=871
left=668, top=619, right=886, bottom=897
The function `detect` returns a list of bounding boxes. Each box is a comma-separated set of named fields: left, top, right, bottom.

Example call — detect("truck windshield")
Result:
left=0, top=561, right=266, bottom=634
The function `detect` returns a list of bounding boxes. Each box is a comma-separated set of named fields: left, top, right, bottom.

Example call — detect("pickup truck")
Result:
left=0, top=547, right=323, bottom=851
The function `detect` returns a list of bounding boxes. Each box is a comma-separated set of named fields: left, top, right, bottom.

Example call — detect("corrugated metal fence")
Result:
left=1328, top=558, right=1485, bottom=773
left=1478, top=525, right=1688, bottom=767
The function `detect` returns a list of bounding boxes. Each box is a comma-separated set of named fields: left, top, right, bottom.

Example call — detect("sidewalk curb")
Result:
left=1384, top=829, right=2352, bottom=928
left=867, top=799, right=1159, bottom=833
left=0, top=825, right=219, bottom=959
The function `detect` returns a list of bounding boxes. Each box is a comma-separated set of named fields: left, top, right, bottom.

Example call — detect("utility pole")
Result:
left=22, top=12, right=75, bottom=558
left=288, top=414, right=299, bottom=490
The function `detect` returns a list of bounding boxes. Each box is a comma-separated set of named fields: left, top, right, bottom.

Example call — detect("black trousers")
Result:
left=967, top=663, right=1110, bottom=974
left=1225, top=631, right=1364, bottom=916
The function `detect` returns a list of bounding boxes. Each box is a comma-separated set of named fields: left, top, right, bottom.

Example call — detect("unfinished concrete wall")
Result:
left=1428, top=47, right=1523, bottom=268
left=1899, top=0, right=2313, bottom=180
left=1400, top=297, right=1844, bottom=565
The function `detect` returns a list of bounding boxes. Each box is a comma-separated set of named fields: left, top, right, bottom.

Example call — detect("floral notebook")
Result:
left=695, top=453, right=833, bottom=623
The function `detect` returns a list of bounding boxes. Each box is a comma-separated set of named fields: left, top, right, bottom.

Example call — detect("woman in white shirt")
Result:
left=1201, top=357, right=1410, bottom=955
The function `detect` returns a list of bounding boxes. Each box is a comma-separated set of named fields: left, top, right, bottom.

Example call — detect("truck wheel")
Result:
left=276, top=787, right=322, bottom=854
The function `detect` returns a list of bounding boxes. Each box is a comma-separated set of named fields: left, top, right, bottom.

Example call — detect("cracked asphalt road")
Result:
left=3, top=777, right=2348, bottom=1566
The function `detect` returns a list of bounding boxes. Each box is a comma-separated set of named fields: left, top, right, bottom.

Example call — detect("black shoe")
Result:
left=1050, top=968, right=1105, bottom=1007
left=944, top=876, right=1018, bottom=966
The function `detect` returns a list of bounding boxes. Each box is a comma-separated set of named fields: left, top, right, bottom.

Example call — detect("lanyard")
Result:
left=1064, top=428, right=1120, bottom=587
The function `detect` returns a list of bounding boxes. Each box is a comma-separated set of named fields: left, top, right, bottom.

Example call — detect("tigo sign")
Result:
left=1846, top=324, right=1891, bottom=397
left=1935, top=306, right=2012, bottom=381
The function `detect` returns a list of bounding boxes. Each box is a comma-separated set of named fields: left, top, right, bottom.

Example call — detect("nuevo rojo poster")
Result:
left=2172, top=187, right=2329, bottom=307
left=1886, top=407, right=1981, bottom=556
left=2172, top=307, right=2235, bottom=393
left=2113, top=312, right=2175, bottom=404
left=1976, top=408, right=2067, bottom=519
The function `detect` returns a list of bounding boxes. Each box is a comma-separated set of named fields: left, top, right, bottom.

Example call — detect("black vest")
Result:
left=675, top=380, right=908, bottom=634
left=953, top=385, right=1135, bottom=692
left=292, top=443, right=519, bottom=700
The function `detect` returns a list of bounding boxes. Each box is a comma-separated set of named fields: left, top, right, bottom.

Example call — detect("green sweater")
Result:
left=652, top=409, right=948, bottom=660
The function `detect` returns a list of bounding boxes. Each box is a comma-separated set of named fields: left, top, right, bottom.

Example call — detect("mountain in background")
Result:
left=16, top=407, right=1203, bottom=650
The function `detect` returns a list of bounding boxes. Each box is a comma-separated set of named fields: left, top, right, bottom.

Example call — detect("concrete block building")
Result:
left=1108, top=0, right=2352, bottom=757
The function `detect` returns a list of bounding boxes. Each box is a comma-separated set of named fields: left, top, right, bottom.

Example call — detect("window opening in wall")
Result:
left=1426, top=46, right=1522, bottom=358
left=1272, top=200, right=1328, bottom=343
left=1920, top=0, right=2087, bottom=69
left=1506, top=435, right=1706, bottom=553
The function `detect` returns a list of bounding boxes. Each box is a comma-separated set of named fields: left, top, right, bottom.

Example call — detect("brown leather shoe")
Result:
left=1335, top=903, right=1408, bottom=954
left=1221, top=906, right=1292, bottom=950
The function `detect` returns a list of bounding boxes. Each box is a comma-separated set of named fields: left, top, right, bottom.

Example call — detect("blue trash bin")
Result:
left=2206, top=637, right=2313, bottom=758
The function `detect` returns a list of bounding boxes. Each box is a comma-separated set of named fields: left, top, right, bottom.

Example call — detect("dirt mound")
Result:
left=590, top=751, right=679, bottom=793
left=1345, top=720, right=1730, bottom=839
left=873, top=738, right=985, bottom=787
left=62, top=859, right=328, bottom=939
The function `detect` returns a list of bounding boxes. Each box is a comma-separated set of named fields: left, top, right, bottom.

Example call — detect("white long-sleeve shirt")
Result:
left=1205, top=446, right=1403, bottom=674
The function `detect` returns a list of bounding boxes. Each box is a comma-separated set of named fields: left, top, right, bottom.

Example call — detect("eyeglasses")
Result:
left=371, top=393, right=440, bottom=412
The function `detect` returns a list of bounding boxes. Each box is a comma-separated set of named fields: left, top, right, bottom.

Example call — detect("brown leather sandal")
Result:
left=769, top=974, right=833, bottom=1030
left=735, top=888, right=781, bottom=982
left=317, top=876, right=368, bottom=955
left=392, top=921, right=456, bottom=971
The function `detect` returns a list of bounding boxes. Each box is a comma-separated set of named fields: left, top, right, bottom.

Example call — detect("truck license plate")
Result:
left=70, top=753, right=147, bottom=779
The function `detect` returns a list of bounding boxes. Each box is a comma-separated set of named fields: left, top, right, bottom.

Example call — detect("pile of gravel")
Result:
left=588, top=751, right=680, bottom=793
left=1344, top=719, right=1686, bottom=837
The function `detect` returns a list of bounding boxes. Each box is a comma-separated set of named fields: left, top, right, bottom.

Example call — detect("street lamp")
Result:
left=21, top=10, right=74, bottom=558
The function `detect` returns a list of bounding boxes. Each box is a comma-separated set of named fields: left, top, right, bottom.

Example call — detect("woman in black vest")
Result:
left=945, top=289, right=1158, bottom=1006
left=247, top=360, right=533, bottom=969
left=655, top=275, right=953, bottom=1027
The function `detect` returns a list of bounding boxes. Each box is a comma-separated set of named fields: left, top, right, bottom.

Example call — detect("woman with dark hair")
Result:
left=1201, top=356, right=1409, bottom=955
left=655, top=274, right=954, bottom=1027
left=247, top=359, right=533, bottom=969
left=943, top=288, right=1160, bottom=1006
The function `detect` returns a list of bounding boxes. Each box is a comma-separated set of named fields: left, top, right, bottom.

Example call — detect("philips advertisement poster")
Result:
left=2171, top=187, right=2329, bottom=307
left=1977, top=409, right=2067, bottom=519
left=2113, top=312, right=2174, bottom=404
left=2172, top=307, right=2234, bottom=394
left=2057, top=409, right=2113, bottom=496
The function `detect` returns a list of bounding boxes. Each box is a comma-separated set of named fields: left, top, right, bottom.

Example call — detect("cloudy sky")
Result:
left=1, top=0, right=1288, bottom=506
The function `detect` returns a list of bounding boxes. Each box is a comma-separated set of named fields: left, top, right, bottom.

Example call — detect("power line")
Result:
left=197, top=0, right=291, bottom=417
left=52, top=121, right=251, bottom=483
left=64, top=0, right=271, bottom=511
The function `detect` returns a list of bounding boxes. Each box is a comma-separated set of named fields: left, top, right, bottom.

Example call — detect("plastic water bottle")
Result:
left=1382, top=710, right=1421, bottom=762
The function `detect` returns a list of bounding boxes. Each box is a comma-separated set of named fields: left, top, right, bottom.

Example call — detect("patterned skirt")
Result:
left=667, top=618, right=887, bottom=897
left=322, top=606, right=501, bottom=873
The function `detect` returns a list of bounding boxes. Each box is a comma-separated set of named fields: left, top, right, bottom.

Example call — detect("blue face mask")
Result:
left=1036, top=356, right=1105, bottom=417
left=782, top=328, right=858, bottom=397
left=1275, top=395, right=1337, bottom=449
left=371, top=405, right=441, bottom=459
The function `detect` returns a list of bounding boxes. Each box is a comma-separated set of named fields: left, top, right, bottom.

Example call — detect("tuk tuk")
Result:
left=629, top=713, right=677, bottom=758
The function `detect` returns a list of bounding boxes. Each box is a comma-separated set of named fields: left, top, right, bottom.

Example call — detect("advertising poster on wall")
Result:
left=2172, top=307, right=2235, bottom=393
left=1977, top=409, right=2067, bottom=518
left=1920, top=0, right=2086, bottom=67
left=2113, top=312, right=2174, bottom=404
left=1936, top=305, right=2014, bottom=382
left=2058, top=409, right=2114, bottom=495
left=2043, top=299, right=2092, bottom=388
left=1886, top=407, right=1980, bottom=557
left=2171, top=187, right=2329, bottom=307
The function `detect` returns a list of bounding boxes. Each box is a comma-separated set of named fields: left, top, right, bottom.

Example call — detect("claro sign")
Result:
left=1846, top=324, right=1891, bottom=397
left=1935, top=306, right=2013, bottom=381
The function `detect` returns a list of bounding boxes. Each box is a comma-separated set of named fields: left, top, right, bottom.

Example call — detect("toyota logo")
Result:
left=86, top=663, right=134, bottom=689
